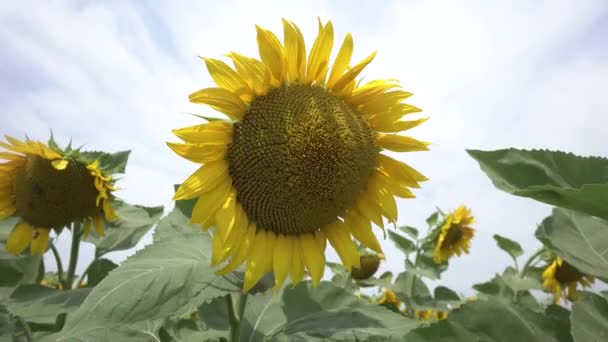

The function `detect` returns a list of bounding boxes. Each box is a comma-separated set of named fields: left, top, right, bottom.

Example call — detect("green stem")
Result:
left=520, top=249, right=545, bottom=278
left=17, top=316, right=33, bottom=342
left=404, top=246, right=422, bottom=317
left=237, top=293, right=249, bottom=320
left=50, top=243, right=65, bottom=289
left=65, top=223, right=82, bottom=289
left=227, top=295, right=239, bottom=342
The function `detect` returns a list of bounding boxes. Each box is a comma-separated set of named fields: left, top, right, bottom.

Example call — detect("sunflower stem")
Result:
left=49, top=243, right=65, bottom=289
left=520, top=248, right=545, bottom=278
left=65, top=223, right=82, bottom=289
left=17, top=316, right=34, bottom=342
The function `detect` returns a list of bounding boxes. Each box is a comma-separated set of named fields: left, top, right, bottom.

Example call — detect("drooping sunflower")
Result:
left=542, top=256, right=595, bottom=304
left=433, top=205, right=475, bottom=264
left=1, top=136, right=119, bottom=255
left=169, top=19, right=429, bottom=292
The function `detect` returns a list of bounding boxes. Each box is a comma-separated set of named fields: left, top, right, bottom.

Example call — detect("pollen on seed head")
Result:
left=227, top=84, right=378, bottom=235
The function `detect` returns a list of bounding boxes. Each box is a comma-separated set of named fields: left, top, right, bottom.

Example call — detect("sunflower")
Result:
left=376, top=288, right=401, bottom=309
left=433, top=205, right=475, bottom=264
left=414, top=309, right=448, bottom=321
left=169, top=19, right=429, bottom=292
left=1, top=136, right=119, bottom=255
left=542, top=256, right=595, bottom=304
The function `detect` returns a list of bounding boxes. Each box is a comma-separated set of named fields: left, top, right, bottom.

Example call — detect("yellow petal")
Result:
left=377, top=170, right=416, bottom=198
left=83, top=218, right=91, bottom=238
left=171, top=121, right=233, bottom=145
left=273, top=234, right=292, bottom=288
left=323, top=221, right=360, bottom=270
left=51, top=159, right=69, bottom=170
left=174, top=160, right=228, bottom=200
left=290, top=21, right=307, bottom=81
left=216, top=222, right=256, bottom=275
left=376, top=133, right=429, bottom=152
left=313, top=230, right=326, bottom=252
left=211, top=230, right=226, bottom=266
left=332, top=51, right=377, bottom=95
left=190, top=177, right=231, bottom=229
left=344, top=210, right=383, bottom=253
left=299, top=233, right=325, bottom=287
left=103, top=199, right=119, bottom=222
left=289, top=235, right=305, bottom=284
left=0, top=152, right=22, bottom=161
left=228, top=52, right=270, bottom=96
left=348, top=79, right=402, bottom=107
left=370, top=117, right=429, bottom=133
left=256, top=25, right=286, bottom=84
left=5, top=222, right=34, bottom=254
left=356, top=192, right=384, bottom=229
left=378, top=154, right=428, bottom=187
left=220, top=203, right=249, bottom=263
left=243, top=230, right=274, bottom=292
left=30, top=228, right=50, bottom=255
left=367, top=175, right=398, bottom=223
left=94, top=215, right=105, bottom=237
left=202, top=57, right=252, bottom=101
left=167, top=142, right=226, bottom=165
left=326, top=33, right=353, bottom=89
left=188, top=87, right=248, bottom=120
left=306, top=21, right=334, bottom=84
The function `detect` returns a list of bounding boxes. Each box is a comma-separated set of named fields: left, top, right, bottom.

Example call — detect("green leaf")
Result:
left=536, top=208, right=608, bottom=278
left=545, top=305, right=573, bottom=342
left=55, top=223, right=241, bottom=340
left=78, top=150, right=131, bottom=175
left=280, top=281, right=419, bottom=340
left=393, top=271, right=432, bottom=306
left=160, top=318, right=227, bottom=342
left=406, top=255, right=447, bottom=280
left=404, top=319, right=478, bottom=342
left=0, top=251, right=42, bottom=287
left=571, top=292, right=608, bottom=342
left=43, top=320, right=164, bottom=342
left=388, top=231, right=416, bottom=254
left=85, top=258, right=118, bottom=287
left=240, top=290, right=287, bottom=341
left=467, top=149, right=608, bottom=220
left=5, top=285, right=90, bottom=324
left=153, top=207, right=200, bottom=242
left=502, top=267, right=542, bottom=292
left=426, top=211, right=440, bottom=227
left=399, top=226, right=419, bottom=239
left=434, top=286, right=460, bottom=301
left=493, top=234, right=524, bottom=259
left=85, top=201, right=163, bottom=256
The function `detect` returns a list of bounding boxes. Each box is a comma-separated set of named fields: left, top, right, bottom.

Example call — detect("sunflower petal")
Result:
left=356, top=192, right=384, bottom=229
left=376, top=134, right=430, bottom=153
left=51, top=159, right=69, bottom=170
left=103, top=199, right=119, bottom=222
left=290, top=235, right=305, bottom=284
left=190, top=177, right=231, bottom=229
left=243, top=230, right=274, bottom=292
left=202, top=58, right=252, bottom=101
left=290, top=21, right=307, bottom=81
left=344, top=210, right=383, bottom=253
left=5, top=222, right=34, bottom=254
left=332, top=51, right=377, bottom=95
left=189, top=88, right=248, bottom=120
left=306, top=21, right=334, bottom=84
left=326, top=33, right=353, bottom=89
left=378, top=154, right=428, bottom=186
left=30, top=228, right=50, bottom=255
left=216, top=223, right=256, bottom=275
left=323, top=221, right=360, bottom=270
left=299, top=233, right=325, bottom=287
left=174, top=160, right=228, bottom=200
left=273, top=234, right=292, bottom=288
left=228, top=52, right=270, bottom=96
left=94, top=215, right=105, bottom=237
left=256, top=25, right=286, bottom=84
left=171, top=120, right=232, bottom=145
left=221, top=203, right=249, bottom=263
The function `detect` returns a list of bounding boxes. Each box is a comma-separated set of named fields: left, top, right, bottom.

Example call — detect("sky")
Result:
left=1, top=0, right=607, bottom=295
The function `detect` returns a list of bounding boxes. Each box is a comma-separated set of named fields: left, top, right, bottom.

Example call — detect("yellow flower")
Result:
left=169, top=19, right=429, bottom=292
left=433, top=205, right=475, bottom=264
left=377, top=288, right=401, bottom=308
left=542, top=256, right=594, bottom=304
left=414, top=309, right=448, bottom=321
left=1, top=136, right=119, bottom=255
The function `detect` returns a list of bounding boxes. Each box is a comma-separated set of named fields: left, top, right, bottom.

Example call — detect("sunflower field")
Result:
left=1, top=17, right=607, bottom=342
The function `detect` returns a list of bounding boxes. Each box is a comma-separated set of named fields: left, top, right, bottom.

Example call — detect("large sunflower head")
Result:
left=1, top=135, right=120, bottom=255
left=432, top=205, right=475, bottom=264
left=542, top=256, right=595, bottom=304
left=169, top=19, right=429, bottom=292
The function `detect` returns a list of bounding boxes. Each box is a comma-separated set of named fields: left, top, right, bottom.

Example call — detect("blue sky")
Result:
left=1, top=0, right=607, bottom=294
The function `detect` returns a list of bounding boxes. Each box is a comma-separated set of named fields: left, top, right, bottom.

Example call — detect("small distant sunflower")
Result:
left=169, top=19, right=429, bottom=291
left=433, top=205, right=475, bottom=264
left=542, top=256, right=594, bottom=304
left=376, top=288, right=401, bottom=309
left=414, top=309, right=448, bottom=321
left=1, top=136, right=119, bottom=255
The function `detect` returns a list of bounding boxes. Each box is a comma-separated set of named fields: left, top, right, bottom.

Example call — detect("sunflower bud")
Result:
left=351, top=254, right=382, bottom=280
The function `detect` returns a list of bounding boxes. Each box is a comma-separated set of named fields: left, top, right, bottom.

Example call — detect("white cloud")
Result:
left=2, top=0, right=607, bottom=293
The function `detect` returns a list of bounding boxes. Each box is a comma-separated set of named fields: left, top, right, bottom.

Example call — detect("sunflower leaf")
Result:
left=388, top=231, right=415, bottom=255
left=84, top=201, right=163, bottom=256
left=399, top=225, right=419, bottom=239
left=571, top=292, right=608, bottom=342
left=42, top=320, right=164, bottom=342
left=84, top=258, right=118, bottom=287
left=493, top=234, right=524, bottom=259
left=54, top=210, right=241, bottom=340
left=535, top=208, right=608, bottom=279
left=467, top=149, right=608, bottom=221
left=4, top=285, right=90, bottom=324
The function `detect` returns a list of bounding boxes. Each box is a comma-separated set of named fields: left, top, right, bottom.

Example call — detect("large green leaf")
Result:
left=545, top=305, right=573, bottom=342
left=0, top=251, right=42, bottom=287
left=571, top=292, right=608, bottom=342
left=388, top=231, right=415, bottom=254
left=54, top=210, right=241, bottom=340
left=240, top=291, right=286, bottom=341
left=405, top=298, right=564, bottom=341
left=160, top=318, right=227, bottom=342
left=5, top=285, right=90, bottom=324
left=393, top=271, right=432, bottom=306
left=85, top=201, right=163, bottom=256
left=43, top=320, right=163, bottom=342
left=493, top=234, right=524, bottom=259
left=467, top=149, right=608, bottom=220
left=536, top=208, right=608, bottom=278
left=279, top=281, right=419, bottom=340
left=85, top=258, right=118, bottom=287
